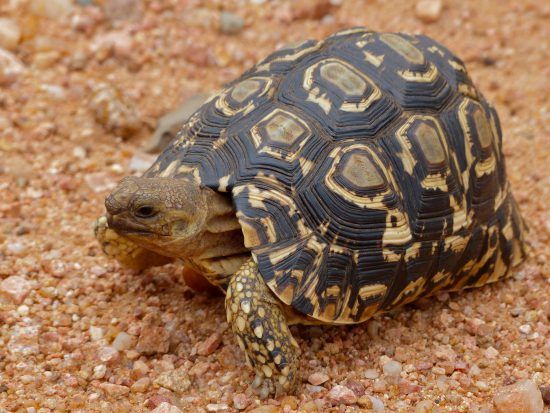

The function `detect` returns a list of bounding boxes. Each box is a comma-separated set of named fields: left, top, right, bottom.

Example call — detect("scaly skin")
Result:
left=94, top=215, right=173, bottom=270
left=225, top=258, right=300, bottom=398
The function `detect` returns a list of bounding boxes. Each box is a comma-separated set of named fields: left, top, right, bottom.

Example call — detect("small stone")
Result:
left=328, top=385, right=357, bottom=405
left=415, top=400, right=434, bottom=413
left=90, top=83, right=141, bottom=139
left=364, top=369, right=379, bottom=379
left=399, top=379, right=421, bottom=394
left=232, top=393, right=250, bottom=410
left=91, top=30, right=135, bottom=60
left=197, top=331, right=223, bottom=356
left=136, top=325, right=170, bottom=355
left=89, top=326, right=104, bottom=341
left=0, top=19, right=21, bottom=51
left=476, top=380, right=489, bottom=391
left=519, top=324, right=532, bottom=334
left=92, top=364, right=106, bottom=379
left=0, top=48, right=25, bottom=86
left=132, top=359, right=150, bottom=379
left=493, top=380, right=544, bottom=413
left=248, top=406, right=279, bottom=413
left=206, top=404, right=229, bottom=412
left=357, top=395, right=373, bottom=408
left=308, top=371, right=329, bottom=386
left=415, top=0, right=442, bottom=23
left=280, top=396, right=299, bottom=410
left=112, top=331, right=134, bottom=351
left=151, top=403, right=182, bottom=413
left=345, top=379, right=365, bottom=396
left=0, top=275, right=33, bottom=304
left=382, top=360, right=402, bottom=384
left=131, top=377, right=150, bottom=392
left=145, top=395, right=173, bottom=409
left=97, top=346, right=119, bottom=364
left=367, top=395, right=385, bottom=412
left=485, top=346, right=499, bottom=359
left=99, top=382, right=130, bottom=398
left=154, top=367, right=191, bottom=394
left=129, top=152, right=156, bottom=173
left=219, top=12, right=244, bottom=35
left=30, top=0, right=74, bottom=18
left=373, top=378, right=387, bottom=392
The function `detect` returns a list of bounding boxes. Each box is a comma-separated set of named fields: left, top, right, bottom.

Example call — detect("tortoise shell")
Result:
left=146, top=28, right=527, bottom=324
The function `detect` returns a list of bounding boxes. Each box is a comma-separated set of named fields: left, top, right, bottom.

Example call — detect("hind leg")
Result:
left=225, top=258, right=300, bottom=398
left=94, top=215, right=173, bottom=270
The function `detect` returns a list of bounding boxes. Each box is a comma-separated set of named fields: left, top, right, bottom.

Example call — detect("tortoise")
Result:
left=94, top=28, right=527, bottom=396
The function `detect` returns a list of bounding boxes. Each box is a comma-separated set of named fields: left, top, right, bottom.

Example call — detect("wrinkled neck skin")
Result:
left=110, top=177, right=249, bottom=288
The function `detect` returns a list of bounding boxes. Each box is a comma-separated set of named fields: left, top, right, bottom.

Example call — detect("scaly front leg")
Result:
left=225, top=258, right=300, bottom=398
left=94, top=215, right=173, bottom=271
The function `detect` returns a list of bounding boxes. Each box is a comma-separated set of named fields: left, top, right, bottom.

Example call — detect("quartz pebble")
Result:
left=328, top=385, right=357, bottom=405
left=154, top=367, right=192, bottom=394
left=308, top=371, right=329, bottom=386
left=415, top=0, right=443, bottom=23
left=0, top=275, right=33, bottom=304
left=364, top=369, right=379, bottom=379
left=232, top=393, right=250, bottom=410
left=219, top=12, right=244, bottom=35
left=0, top=48, right=25, bottom=86
left=0, top=19, right=21, bottom=51
left=136, top=325, right=170, bottom=355
left=99, top=382, right=130, bottom=398
left=151, top=403, right=183, bottom=413
left=97, top=346, right=120, bottom=364
left=89, top=326, right=104, bottom=341
left=131, top=377, right=150, bottom=392
left=92, top=364, right=106, bottom=379
left=90, top=83, right=141, bottom=139
left=248, top=406, right=278, bottom=413
left=368, top=395, right=385, bottom=412
left=493, top=380, right=544, bottom=413
left=485, top=346, right=499, bottom=359
left=30, top=0, right=74, bottom=18
left=382, top=360, right=402, bottom=384
left=112, top=331, right=134, bottom=351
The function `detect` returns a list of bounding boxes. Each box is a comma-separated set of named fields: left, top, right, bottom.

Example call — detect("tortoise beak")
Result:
left=107, top=212, right=153, bottom=236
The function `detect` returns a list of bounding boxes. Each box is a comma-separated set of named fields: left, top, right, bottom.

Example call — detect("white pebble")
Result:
left=112, top=331, right=134, bottom=351
left=0, top=18, right=21, bottom=51
left=89, top=326, right=104, bottom=341
left=519, top=324, right=532, bottom=334
left=17, top=305, right=29, bottom=316
left=93, top=364, right=107, bottom=379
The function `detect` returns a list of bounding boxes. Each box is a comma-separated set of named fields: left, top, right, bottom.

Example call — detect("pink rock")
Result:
left=415, top=0, right=443, bottom=23
left=233, top=393, right=250, bottom=410
left=484, top=346, right=499, bottom=359
left=308, top=372, right=329, bottom=386
left=493, top=380, right=543, bottom=413
left=99, top=382, right=130, bottom=398
left=97, top=346, right=120, bottom=364
left=197, top=331, right=223, bottom=356
left=398, top=379, right=422, bottom=395
left=328, top=385, right=357, bottom=405
left=145, top=395, right=173, bottom=409
left=0, top=275, right=33, bottom=304
left=151, top=403, right=182, bottom=413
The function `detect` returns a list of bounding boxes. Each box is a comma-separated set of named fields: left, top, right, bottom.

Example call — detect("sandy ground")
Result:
left=0, top=0, right=548, bottom=412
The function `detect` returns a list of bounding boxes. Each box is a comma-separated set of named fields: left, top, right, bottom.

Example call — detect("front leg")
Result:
left=225, top=258, right=300, bottom=398
left=94, top=215, right=173, bottom=270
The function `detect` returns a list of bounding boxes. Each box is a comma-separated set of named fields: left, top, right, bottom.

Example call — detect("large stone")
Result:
left=0, top=275, right=33, bottom=304
left=154, top=367, right=192, bottom=394
left=328, top=385, right=357, bottom=405
left=493, top=380, right=544, bottom=413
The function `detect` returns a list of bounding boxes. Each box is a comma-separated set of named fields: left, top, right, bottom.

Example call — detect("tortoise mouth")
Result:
left=107, top=213, right=155, bottom=237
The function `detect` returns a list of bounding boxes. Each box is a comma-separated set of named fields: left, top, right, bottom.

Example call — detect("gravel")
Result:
left=0, top=1, right=547, bottom=412
left=493, top=380, right=544, bottom=413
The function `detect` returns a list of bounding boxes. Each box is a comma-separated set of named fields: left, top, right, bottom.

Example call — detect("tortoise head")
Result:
left=105, top=176, right=213, bottom=258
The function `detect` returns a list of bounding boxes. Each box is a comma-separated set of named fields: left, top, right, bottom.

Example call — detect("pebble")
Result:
left=154, top=367, right=191, bottom=394
left=219, top=12, right=244, bottom=35
left=197, top=331, right=223, bottom=356
left=206, top=404, right=229, bottom=412
left=30, top=0, right=74, bottom=18
left=281, top=396, right=299, bottom=409
left=0, top=19, right=21, bottom=51
left=357, top=395, right=373, bottom=408
left=16, top=305, right=29, bottom=316
left=129, top=152, right=156, bottom=173
left=0, top=48, right=25, bottom=86
left=519, top=324, right=532, bottom=334
left=364, top=369, right=379, bottom=379
left=0, top=275, right=33, bottom=304
left=367, top=395, right=385, bottom=412
left=415, top=0, right=442, bottom=23
left=112, top=331, right=134, bottom=351
left=399, top=379, right=421, bottom=394
left=373, top=378, right=387, bottom=392
left=493, top=380, right=544, bottom=413
left=99, top=382, right=130, bottom=398
left=97, top=346, right=120, bottom=364
left=382, top=360, right=402, bottom=384
left=131, top=377, right=150, bottom=392
left=90, top=83, right=141, bottom=139
left=232, top=393, right=250, bottom=410
left=89, top=326, right=104, bottom=341
left=136, top=325, right=170, bottom=355
left=151, top=403, right=182, bottom=413
left=415, top=400, right=434, bottom=412
left=92, top=364, right=107, bottom=379
left=248, top=406, right=278, bottom=413
left=328, top=385, right=357, bottom=405
left=91, top=30, right=135, bottom=60
left=308, top=371, right=329, bottom=386
left=484, top=346, right=499, bottom=359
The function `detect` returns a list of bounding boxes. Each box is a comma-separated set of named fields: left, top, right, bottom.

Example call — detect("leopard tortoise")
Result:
left=94, top=28, right=527, bottom=396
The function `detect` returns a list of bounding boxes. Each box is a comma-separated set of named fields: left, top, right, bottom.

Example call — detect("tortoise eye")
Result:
left=135, top=205, right=156, bottom=218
